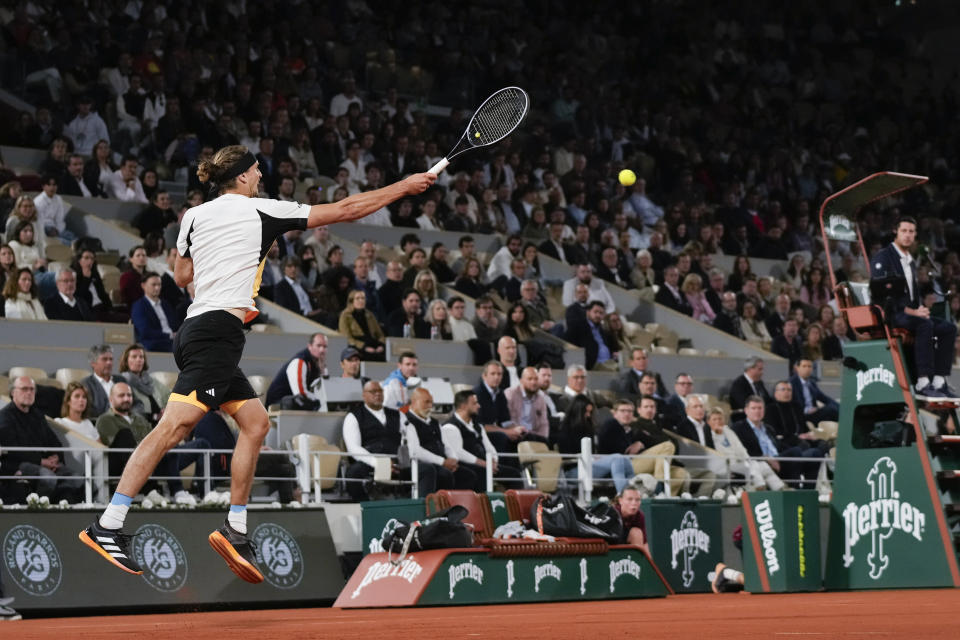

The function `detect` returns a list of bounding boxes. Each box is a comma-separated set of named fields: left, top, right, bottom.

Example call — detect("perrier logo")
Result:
left=827, top=214, right=857, bottom=241
left=670, top=511, right=710, bottom=587
left=842, top=457, right=925, bottom=580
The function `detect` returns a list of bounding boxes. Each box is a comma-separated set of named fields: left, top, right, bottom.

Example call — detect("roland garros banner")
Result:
left=336, top=547, right=670, bottom=608
left=642, top=498, right=722, bottom=593
left=742, top=490, right=821, bottom=593
left=0, top=509, right=344, bottom=612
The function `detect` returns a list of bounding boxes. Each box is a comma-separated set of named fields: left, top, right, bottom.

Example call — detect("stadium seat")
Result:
left=422, top=377, right=454, bottom=412
left=149, top=371, right=178, bottom=389
left=0, top=376, right=8, bottom=396
left=45, top=243, right=73, bottom=262
left=504, top=489, right=544, bottom=525
left=8, top=366, right=49, bottom=382
left=517, top=441, right=562, bottom=492
left=678, top=347, right=701, bottom=357
left=425, top=490, right=494, bottom=541
left=97, top=263, right=121, bottom=279
left=247, top=375, right=269, bottom=399
left=290, top=434, right=342, bottom=490
left=321, top=377, right=363, bottom=410
left=55, top=367, right=89, bottom=387
left=652, top=345, right=675, bottom=355
left=812, top=421, right=839, bottom=441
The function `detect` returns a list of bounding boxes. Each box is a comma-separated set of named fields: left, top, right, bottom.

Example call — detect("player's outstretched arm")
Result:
left=306, top=172, right=436, bottom=228
left=174, top=255, right=194, bottom=287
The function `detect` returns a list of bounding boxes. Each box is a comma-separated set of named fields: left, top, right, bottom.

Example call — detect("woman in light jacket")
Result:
left=338, top=289, right=386, bottom=361
left=3, top=267, right=47, bottom=319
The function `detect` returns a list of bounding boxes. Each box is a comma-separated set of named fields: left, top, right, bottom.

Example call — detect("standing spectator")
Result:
left=33, top=174, right=71, bottom=242
left=63, top=95, right=109, bottom=157
left=3, top=268, right=47, bottom=320
left=55, top=381, right=99, bottom=441
left=43, top=267, right=94, bottom=321
left=339, top=289, right=386, bottom=360
left=0, top=377, right=83, bottom=503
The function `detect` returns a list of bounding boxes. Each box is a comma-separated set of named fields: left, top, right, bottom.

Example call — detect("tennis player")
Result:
left=80, top=145, right=435, bottom=582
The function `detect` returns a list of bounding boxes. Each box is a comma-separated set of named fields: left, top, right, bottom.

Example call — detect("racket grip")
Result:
left=428, top=158, right=449, bottom=175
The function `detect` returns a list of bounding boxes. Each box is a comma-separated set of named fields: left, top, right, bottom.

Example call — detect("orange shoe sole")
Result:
left=208, top=530, right=264, bottom=583
left=78, top=530, right=143, bottom=575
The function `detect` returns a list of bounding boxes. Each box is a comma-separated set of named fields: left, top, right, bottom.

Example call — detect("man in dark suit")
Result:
left=82, top=344, right=126, bottom=418
left=654, top=265, right=693, bottom=315
left=615, top=347, right=668, bottom=398
left=565, top=301, right=619, bottom=370
left=378, top=261, right=406, bottom=316
left=130, top=272, right=181, bottom=352
left=273, top=256, right=329, bottom=323
left=564, top=282, right=590, bottom=330
left=58, top=153, right=101, bottom=197
left=664, top=373, right=695, bottom=425
left=728, top=357, right=771, bottom=412
left=764, top=382, right=830, bottom=485
left=669, top=393, right=715, bottom=449
left=595, top=247, right=633, bottom=289
left=764, top=293, right=792, bottom=339
left=712, top=291, right=746, bottom=340
left=538, top=221, right=568, bottom=263
left=43, top=268, right=94, bottom=321
left=160, top=247, right=188, bottom=310
left=770, top=318, right=803, bottom=370
left=473, top=361, right=513, bottom=430
left=731, top=395, right=822, bottom=489
left=789, top=359, right=840, bottom=424
left=385, top=289, right=430, bottom=339
left=872, top=216, right=957, bottom=397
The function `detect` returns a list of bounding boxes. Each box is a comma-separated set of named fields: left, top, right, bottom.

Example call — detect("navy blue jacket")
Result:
left=870, top=243, right=919, bottom=312
left=131, top=296, right=181, bottom=351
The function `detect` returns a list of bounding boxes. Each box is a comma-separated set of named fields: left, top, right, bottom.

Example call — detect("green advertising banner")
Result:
left=642, top=498, right=722, bottom=593
left=0, top=508, right=344, bottom=612
left=361, top=498, right=426, bottom=555
left=486, top=492, right=510, bottom=529
left=742, top=490, right=821, bottom=592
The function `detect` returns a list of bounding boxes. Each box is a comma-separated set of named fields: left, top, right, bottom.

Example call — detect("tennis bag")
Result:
left=381, top=505, right=475, bottom=563
left=531, top=494, right=623, bottom=543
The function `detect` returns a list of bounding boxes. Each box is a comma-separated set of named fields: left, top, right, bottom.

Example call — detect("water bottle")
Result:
left=403, top=322, right=411, bottom=338
left=430, top=325, right=439, bottom=340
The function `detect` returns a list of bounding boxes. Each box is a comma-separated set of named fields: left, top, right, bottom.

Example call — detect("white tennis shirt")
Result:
left=177, top=194, right=310, bottom=320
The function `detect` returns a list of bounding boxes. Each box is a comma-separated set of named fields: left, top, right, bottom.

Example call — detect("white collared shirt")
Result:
left=59, top=292, right=77, bottom=308
left=342, top=404, right=388, bottom=468
left=892, top=243, right=914, bottom=302
left=148, top=296, right=173, bottom=336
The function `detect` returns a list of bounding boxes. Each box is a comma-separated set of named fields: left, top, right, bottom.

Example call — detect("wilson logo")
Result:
left=754, top=500, right=781, bottom=575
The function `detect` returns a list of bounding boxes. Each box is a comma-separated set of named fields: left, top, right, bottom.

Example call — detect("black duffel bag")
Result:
left=381, top=505, right=475, bottom=563
left=531, top=494, right=623, bottom=543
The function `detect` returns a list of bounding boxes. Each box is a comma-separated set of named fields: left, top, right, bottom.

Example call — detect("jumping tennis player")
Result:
left=80, top=145, right=435, bottom=582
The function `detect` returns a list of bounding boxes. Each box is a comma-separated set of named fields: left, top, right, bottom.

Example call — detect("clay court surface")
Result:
left=10, top=588, right=960, bottom=639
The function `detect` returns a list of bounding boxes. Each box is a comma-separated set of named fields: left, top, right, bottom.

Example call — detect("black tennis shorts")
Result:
left=171, top=310, right=256, bottom=411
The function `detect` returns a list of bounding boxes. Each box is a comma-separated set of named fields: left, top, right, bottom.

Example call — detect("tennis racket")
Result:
left=428, top=86, right=530, bottom=175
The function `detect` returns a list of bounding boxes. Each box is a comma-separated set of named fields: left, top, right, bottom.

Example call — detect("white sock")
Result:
left=99, top=503, right=129, bottom=530
left=723, top=567, right=743, bottom=582
left=916, top=377, right=930, bottom=391
left=933, top=376, right=946, bottom=389
left=227, top=509, right=247, bottom=534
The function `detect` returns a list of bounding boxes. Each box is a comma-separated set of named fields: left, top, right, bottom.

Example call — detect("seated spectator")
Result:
left=275, top=256, right=329, bottom=323
left=84, top=139, right=115, bottom=197
left=472, top=296, right=505, bottom=345
left=386, top=289, right=430, bottom=338
left=405, top=388, right=476, bottom=492
left=518, top=279, right=555, bottom=332
left=131, top=272, right=181, bottom=352
left=378, top=260, right=406, bottom=313
left=3, top=267, right=48, bottom=320
left=59, top=153, right=99, bottom=197
left=497, top=336, right=522, bottom=389
left=453, top=257, right=488, bottom=299
left=655, top=265, right=693, bottom=316
left=631, top=250, right=657, bottom=291
left=63, top=95, right=109, bottom=157
left=416, top=199, right=443, bottom=230
left=43, top=267, right=94, bottom=321
left=486, top=234, right=524, bottom=282
left=822, top=315, right=851, bottom=361
left=160, top=247, right=188, bottom=310
left=727, top=255, right=754, bottom=292
left=521, top=242, right=542, bottom=281
left=33, top=173, right=72, bottom=242
left=382, top=351, right=419, bottom=411
left=474, top=360, right=513, bottom=430
left=5, top=195, right=46, bottom=261
left=799, top=266, right=831, bottom=309
left=802, top=322, right=825, bottom=364
left=8, top=221, right=46, bottom=271
left=106, top=156, right=149, bottom=203
left=119, top=245, right=148, bottom=306
left=132, top=190, right=177, bottom=239
left=297, top=245, right=321, bottom=291
left=539, top=220, right=569, bottom=263
left=771, top=318, right=804, bottom=369
left=402, top=248, right=427, bottom=288
left=339, top=346, right=363, bottom=380
left=740, top=300, right=772, bottom=349
left=789, top=359, right=840, bottom=424
left=556, top=364, right=612, bottom=412
left=82, top=344, right=126, bottom=417
left=682, top=273, right=715, bottom=324
left=343, top=381, right=435, bottom=500
left=764, top=293, right=792, bottom=339
left=728, top=357, right=772, bottom=413
left=0, top=181, right=22, bottom=220
left=561, top=263, right=616, bottom=314
left=412, top=269, right=440, bottom=311
left=0, top=376, right=83, bottom=503
left=96, top=382, right=203, bottom=504
left=339, top=289, right=386, bottom=360
left=598, top=398, right=685, bottom=491
left=72, top=249, right=124, bottom=322
left=566, top=301, right=619, bottom=371
left=596, top=246, right=632, bottom=289
left=555, top=394, right=634, bottom=493
left=265, top=333, right=328, bottom=409
left=425, top=299, right=454, bottom=340
left=448, top=296, right=477, bottom=341
left=0, top=244, right=14, bottom=292
left=119, top=343, right=171, bottom=424
left=503, top=367, right=550, bottom=446
left=664, top=373, right=695, bottom=424
left=55, top=381, right=99, bottom=441
left=504, top=302, right=536, bottom=345
left=731, top=395, right=823, bottom=490
left=491, top=258, right=527, bottom=302
left=441, top=390, right=500, bottom=493
left=614, top=487, right=649, bottom=551
left=350, top=255, right=381, bottom=321
left=633, top=393, right=689, bottom=492
left=450, top=236, right=476, bottom=276
left=521, top=206, right=548, bottom=241
left=707, top=407, right=784, bottom=491
left=616, top=347, right=668, bottom=398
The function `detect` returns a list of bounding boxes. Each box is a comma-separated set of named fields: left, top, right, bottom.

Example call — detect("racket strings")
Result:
left=471, top=88, right=527, bottom=145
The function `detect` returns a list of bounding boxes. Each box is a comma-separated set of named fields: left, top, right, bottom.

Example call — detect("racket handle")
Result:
left=428, top=158, right=449, bottom=175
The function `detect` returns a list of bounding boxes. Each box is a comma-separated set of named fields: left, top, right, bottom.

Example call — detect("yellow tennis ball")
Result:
left=619, top=169, right=636, bottom=186
left=475, top=131, right=481, bottom=138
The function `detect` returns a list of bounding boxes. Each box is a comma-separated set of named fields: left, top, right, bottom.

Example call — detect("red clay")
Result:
left=9, top=589, right=960, bottom=639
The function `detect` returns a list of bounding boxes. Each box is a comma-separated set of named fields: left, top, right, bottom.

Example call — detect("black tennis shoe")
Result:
left=208, top=520, right=264, bottom=583
left=79, top=521, right=143, bottom=575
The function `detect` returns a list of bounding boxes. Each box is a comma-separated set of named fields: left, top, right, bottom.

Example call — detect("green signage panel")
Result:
left=642, top=498, right=722, bottom=592
left=824, top=340, right=958, bottom=589
left=0, top=509, right=344, bottom=612
left=361, top=498, right=426, bottom=555
left=417, top=548, right=669, bottom=605
left=486, top=493, right=509, bottom=529
left=742, top=490, right=821, bottom=592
